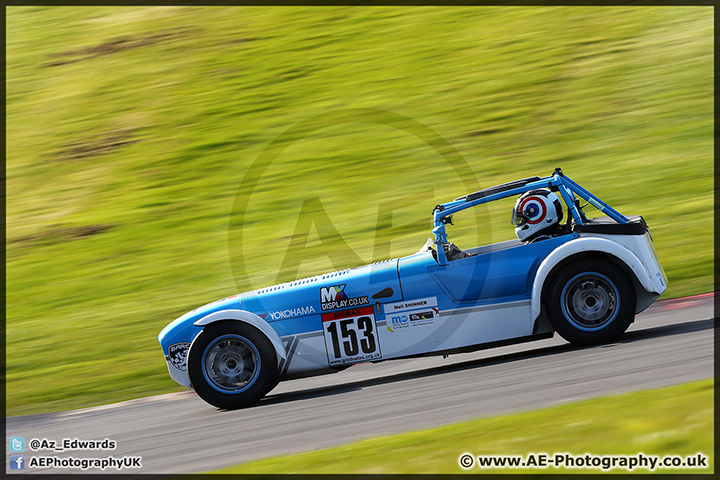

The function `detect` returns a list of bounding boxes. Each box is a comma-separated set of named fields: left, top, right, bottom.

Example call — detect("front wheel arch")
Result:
left=193, top=309, right=287, bottom=368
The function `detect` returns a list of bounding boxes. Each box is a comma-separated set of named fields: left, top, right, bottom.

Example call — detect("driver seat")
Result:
left=443, top=242, right=471, bottom=261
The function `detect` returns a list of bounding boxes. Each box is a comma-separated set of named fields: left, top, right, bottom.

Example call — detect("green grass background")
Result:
left=6, top=7, right=713, bottom=415
left=213, top=379, right=714, bottom=474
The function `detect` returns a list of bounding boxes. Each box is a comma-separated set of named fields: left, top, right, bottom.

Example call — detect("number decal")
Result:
left=325, top=321, right=342, bottom=359
left=322, top=306, right=381, bottom=365
left=357, top=316, right=376, bottom=353
left=339, top=319, right=359, bottom=356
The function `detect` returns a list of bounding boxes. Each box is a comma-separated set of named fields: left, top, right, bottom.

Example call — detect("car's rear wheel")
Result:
left=188, top=322, right=277, bottom=409
left=546, top=259, right=635, bottom=346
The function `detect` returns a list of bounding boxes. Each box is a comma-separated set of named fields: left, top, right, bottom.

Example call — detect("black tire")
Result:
left=187, top=322, right=278, bottom=409
left=546, top=259, right=635, bottom=346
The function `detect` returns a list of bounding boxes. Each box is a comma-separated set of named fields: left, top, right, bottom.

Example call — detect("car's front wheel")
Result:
left=546, top=259, right=636, bottom=346
left=187, top=322, right=278, bottom=409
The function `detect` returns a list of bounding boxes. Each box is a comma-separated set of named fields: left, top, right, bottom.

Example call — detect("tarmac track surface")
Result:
left=6, top=295, right=714, bottom=474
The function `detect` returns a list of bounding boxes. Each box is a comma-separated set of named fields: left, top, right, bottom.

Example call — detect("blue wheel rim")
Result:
left=560, top=272, right=619, bottom=332
left=202, top=334, right=261, bottom=393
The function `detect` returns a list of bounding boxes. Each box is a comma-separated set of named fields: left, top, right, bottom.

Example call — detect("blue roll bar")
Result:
left=432, top=168, right=629, bottom=264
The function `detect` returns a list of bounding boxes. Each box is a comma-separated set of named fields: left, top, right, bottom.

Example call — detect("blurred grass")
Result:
left=212, top=378, right=714, bottom=474
left=6, top=7, right=713, bottom=415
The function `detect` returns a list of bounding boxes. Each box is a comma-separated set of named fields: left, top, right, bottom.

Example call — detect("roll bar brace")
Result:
left=432, top=168, right=629, bottom=264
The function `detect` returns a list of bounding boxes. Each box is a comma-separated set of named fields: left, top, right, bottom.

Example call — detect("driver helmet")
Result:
left=511, top=189, right=563, bottom=242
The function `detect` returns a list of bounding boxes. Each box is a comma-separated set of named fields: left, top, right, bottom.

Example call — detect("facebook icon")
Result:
left=10, top=455, right=24, bottom=470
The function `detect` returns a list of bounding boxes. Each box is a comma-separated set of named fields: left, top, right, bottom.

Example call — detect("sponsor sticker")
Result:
left=383, top=296, right=438, bottom=314
left=167, top=342, right=190, bottom=371
left=320, top=284, right=370, bottom=311
left=388, top=307, right=439, bottom=330
left=263, top=305, right=316, bottom=320
left=409, top=310, right=435, bottom=321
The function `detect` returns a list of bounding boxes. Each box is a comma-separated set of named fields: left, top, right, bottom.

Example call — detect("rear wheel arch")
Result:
left=540, top=251, right=644, bottom=315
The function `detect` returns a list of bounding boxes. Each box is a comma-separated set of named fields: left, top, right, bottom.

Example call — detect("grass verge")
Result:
left=213, top=378, right=714, bottom=474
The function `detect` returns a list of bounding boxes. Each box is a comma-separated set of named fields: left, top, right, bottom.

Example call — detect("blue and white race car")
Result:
left=158, top=168, right=667, bottom=409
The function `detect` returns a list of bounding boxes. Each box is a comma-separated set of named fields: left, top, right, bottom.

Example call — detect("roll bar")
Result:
left=432, top=168, right=629, bottom=264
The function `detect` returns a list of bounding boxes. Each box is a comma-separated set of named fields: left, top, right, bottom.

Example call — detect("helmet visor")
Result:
left=511, top=207, right=526, bottom=226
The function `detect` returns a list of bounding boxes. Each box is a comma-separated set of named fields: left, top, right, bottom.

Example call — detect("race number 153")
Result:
left=322, top=306, right=381, bottom=366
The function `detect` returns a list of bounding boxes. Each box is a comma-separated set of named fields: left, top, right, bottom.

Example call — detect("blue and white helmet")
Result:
left=511, top=189, right=563, bottom=242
